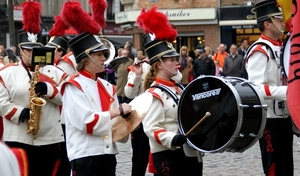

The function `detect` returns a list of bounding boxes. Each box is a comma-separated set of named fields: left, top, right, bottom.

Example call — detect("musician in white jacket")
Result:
left=245, top=1, right=293, bottom=175
left=0, top=29, right=67, bottom=176
left=61, top=32, right=132, bottom=176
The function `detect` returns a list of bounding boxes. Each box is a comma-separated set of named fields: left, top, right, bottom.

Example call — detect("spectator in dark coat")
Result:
left=223, top=44, right=245, bottom=78
left=237, top=38, right=248, bottom=57
left=192, top=48, right=215, bottom=79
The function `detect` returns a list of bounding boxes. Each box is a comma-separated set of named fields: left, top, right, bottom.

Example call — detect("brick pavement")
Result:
left=116, top=135, right=300, bottom=176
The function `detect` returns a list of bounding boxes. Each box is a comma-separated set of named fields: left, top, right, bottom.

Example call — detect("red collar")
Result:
left=79, top=70, right=94, bottom=79
left=155, top=77, right=176, bottom=87
left=261, top=34, right=282, bottom=46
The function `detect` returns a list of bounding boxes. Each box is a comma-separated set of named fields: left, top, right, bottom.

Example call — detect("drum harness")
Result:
left=245, top=41, right=299, bottom=135
left=150, top=83, right=204, bottom=162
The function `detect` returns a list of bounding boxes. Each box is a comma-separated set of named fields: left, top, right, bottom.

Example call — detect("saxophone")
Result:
left=27, top=65, right=46, bottom=135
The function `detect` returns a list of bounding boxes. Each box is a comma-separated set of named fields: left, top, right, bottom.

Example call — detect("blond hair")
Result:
left=76, top=57, right=88, bottom=71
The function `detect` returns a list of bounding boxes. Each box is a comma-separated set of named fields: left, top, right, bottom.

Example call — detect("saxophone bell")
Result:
left=31, top=97, right=46, bottom=106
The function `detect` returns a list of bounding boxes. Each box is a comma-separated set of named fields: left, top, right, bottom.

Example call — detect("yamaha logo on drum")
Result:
left=191, top=88, right=221, bottom=101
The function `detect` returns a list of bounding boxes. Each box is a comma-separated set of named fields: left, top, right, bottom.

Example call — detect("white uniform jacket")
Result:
left=0, top=61, right=67, bottom=145
left=245, top=34, right=288, bottom=118
left=125, top=62, right=182, bottom=99
left=61, top=70, right=119, bottom=161
left=124, top=62, right=151, bottom=99
left=56, top=52, right=77, bottom=78
left=142, top=77, right=183, bottom=153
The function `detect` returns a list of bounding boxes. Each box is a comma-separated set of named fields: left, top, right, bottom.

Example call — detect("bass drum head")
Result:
left=178, top=76, right=241, bottom=153
left=281, top=32, right=290, bottom=78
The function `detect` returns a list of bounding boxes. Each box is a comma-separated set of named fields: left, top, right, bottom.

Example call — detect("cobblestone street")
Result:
left=116, top=136, right=300, bottom=176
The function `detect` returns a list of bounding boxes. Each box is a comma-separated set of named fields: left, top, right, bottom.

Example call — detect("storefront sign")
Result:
left=232, top=25, right=256, bottom=29
left=220, top=6, right=255, bottom=20
left=115, top=8, right=216, bottom=24
left=102, top=24, right=125, bottom=35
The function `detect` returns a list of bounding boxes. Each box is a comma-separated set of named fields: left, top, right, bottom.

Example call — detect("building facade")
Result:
left=0, top=0, right=128, bottom=52
left=117, top=0, right=220, bottom=56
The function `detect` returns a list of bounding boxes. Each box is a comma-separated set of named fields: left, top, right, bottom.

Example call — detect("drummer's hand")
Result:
left=119, top=103, right=132, bottom=118
left=171, top=134, right=187, bottom=146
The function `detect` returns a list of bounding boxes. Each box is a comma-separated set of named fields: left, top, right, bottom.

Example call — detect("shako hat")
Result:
left=255, top=0, right=282, bottom=23
left=143, top=34, right=179, bottom=65
left=18, top=1, right=43, bottom=49
left=68, top=32, right=108, bottom=63
left=61, top=0, right=108, bottom=63
left=45, top=16, right=70, bottom=53
left=137, top=7, right=179, bottom=65
left=46, top=36, right=69, bottom=53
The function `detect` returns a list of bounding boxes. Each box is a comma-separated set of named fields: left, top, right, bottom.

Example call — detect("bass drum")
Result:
left=178, top=76, right=267, bottom=153
left=280, top=32, right=290, bottom=78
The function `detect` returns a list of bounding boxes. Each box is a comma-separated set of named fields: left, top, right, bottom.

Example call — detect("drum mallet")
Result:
left=185, top=112, right=211, bottom=136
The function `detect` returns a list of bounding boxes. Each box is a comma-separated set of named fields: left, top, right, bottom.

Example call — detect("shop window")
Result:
left=245, top=28, right=252, bottom=34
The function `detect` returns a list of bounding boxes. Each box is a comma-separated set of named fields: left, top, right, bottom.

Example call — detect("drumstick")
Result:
left=185, top=112, right=211, bottom=136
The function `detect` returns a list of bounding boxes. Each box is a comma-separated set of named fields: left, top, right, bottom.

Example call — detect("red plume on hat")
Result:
left=61, top=0, right=101, bottom=35
left=22, top=0, right=42, bottom=34
left=88, top=0, right=108, bottom=28
left=137, top=6, right=177, bottom=42
left=49, top=15, right=70, bottom=37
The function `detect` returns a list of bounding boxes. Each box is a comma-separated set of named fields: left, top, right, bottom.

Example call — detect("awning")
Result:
left=105, top=35, right=133, bottom=48
left=219, top=20, right=257, bottom=26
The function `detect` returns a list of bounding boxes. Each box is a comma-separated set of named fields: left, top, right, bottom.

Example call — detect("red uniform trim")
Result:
left=246, top=44, right=270, bottom=63
left=112, top=85, right=117, bottom=95
left=48, top=84, right=59, bottom=100
left=268, top=162, right=275, bottom=176
left=0, top=76, right=6, bottom=88
left=11, top=148, right=29, bottom=176
left=58, top=72, right=68, bottom=84
left=0, top=62, right=18, bottom=71
left=154, top=129, right=167, bottom=145
left=57, top=52, right=75, bottom=69
left=148, top=151, right=158, bottom=174
left=86, top=114, right=100, bottom=134
left=80, top=70, right=93, bottom=79
left=97, top=80, right=114, bottom=111
left=127, top=65, right=135, bottom=72
left=261, top=34, right=282, bottom=46
left=4, top=107, right=17, bottom=120
left=155, top=77, right=175, bottom=87
left=127, top=83, right=134, bottom=88
left=61, top=74, right=82, bottom=95
left=147, top=88, right=164, bottom=106
left=39, top=72, right=57, bottom=85
left=264, top=85, right=272, bottom=96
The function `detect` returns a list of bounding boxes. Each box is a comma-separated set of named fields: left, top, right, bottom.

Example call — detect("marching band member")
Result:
left=245, top=1, right=293, bottom=175
left=137, top=7, right=202, bottom=176
left=45, top=15, right=73, bottom=176
left=0, top=1, right=67, bottom=176
left=45, top=15, right=77, bottom=78
left=124, top=49, right=151, bottom=176
left=60, top=1, right=131, bottom=175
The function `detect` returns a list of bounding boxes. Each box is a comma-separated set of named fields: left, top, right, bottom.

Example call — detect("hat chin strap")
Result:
left=86, top=53, right=105, bottom=69
left=19, top=46, right=31, bottom=65
left=270, top=17, right=284, bottom=34
left=159, top=58, right=178, bottom=75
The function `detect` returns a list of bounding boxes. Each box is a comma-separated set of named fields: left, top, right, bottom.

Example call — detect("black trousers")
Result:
left=5, top=141, right=59, bottom=176
left=55, top=124, right=71, bottom=176
left=131, top=124, right=150, bottom=176
left=152, top=148, right=202, bottom=176
left=259, top=117, right=294, bottom=176
left=70, top=154, right=116, bottom=176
